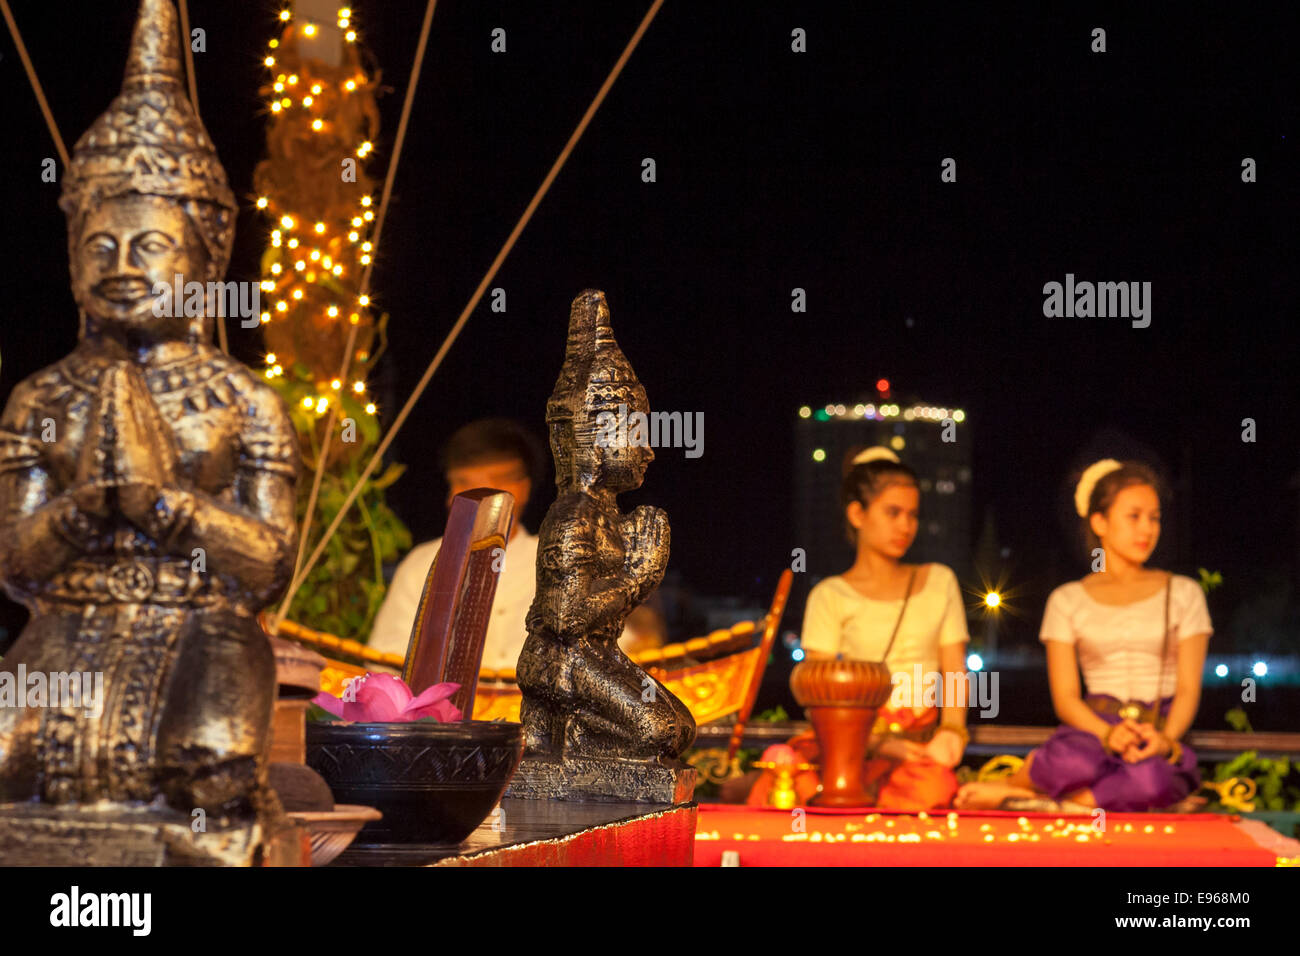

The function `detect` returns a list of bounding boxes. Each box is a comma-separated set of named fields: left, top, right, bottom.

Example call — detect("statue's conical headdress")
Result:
left=59, top=0, right=236, bottom=276
left=547, top=290, right=646, bottom=486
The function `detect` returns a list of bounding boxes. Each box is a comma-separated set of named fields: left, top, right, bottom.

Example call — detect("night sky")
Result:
left=1, top=1, right=1296, bottom=665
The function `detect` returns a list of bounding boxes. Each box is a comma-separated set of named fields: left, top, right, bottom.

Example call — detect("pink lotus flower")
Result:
left=313, top=673, right=463, bottom=723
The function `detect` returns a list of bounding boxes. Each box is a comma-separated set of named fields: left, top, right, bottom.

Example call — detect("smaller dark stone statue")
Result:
left=509, top=291, right=696, bottom=803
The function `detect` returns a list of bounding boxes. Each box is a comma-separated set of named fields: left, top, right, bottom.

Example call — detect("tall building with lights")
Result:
left=794, top=382, right=973, bottom=583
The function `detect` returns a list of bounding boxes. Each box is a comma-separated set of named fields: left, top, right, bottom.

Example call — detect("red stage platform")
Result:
left=694, top=804, right=1300, bottom=867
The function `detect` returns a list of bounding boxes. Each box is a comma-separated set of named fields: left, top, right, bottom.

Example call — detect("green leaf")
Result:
left=306, top=703, right=340, bottom=722
left=370, top=461, right=406, bottom=491
left=1217, top=751, right=1257, bottom=780
left=1224, top=707, right=1253, bottom=733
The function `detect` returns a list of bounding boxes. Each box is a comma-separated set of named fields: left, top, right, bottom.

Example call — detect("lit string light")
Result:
left=801, top=400, right=967, bottom=424
left=256, top=6, right=379, bottom=417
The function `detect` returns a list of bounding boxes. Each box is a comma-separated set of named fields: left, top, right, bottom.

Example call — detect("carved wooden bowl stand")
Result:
left=790, top=659, right=894, bottom=807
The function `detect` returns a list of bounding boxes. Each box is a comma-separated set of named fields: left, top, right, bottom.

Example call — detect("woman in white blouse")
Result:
left=956, top=459, right=1212, bottom=811
left=747, top=447, right=970, bottom=810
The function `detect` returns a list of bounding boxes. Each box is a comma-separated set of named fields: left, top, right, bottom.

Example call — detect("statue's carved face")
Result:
left=603, top=436, right=653, bottom=493
left=588, top=384, right=654, bottom=493
left=71, top=193, right=206, bottom=340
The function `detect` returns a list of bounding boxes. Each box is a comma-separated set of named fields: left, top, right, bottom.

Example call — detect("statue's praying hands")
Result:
left=621, top=504, right=669, bottom=602
left=101, top=363, right=179, bottom=530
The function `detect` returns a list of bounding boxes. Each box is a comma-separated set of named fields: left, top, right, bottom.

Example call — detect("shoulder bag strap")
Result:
left=878, top=565, right=920, bottom=664
left=1155, top=573, right=1172, bottom=730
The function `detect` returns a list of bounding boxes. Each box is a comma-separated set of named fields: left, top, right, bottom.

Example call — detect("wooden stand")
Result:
left=790, top=658, right=894, bottom=807
left=0, top=803, right=307, bottom=866
left=803, top=706, right=876, bottom=807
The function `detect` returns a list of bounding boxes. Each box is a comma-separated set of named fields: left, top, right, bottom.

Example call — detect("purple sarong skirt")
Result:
left=1028, top=695, right=1200, bottom=812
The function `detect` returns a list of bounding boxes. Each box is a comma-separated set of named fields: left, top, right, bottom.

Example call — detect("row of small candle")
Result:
left=697, top=811, right=1178, bottom=845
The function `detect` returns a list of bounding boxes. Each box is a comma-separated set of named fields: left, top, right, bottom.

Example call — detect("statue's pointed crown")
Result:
left=547, top=290, right=643, bottom=425
left=59, top=0, right=235, bottom=260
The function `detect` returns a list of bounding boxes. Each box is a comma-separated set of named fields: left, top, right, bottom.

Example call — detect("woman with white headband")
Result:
left=746, top=446, right=971, bottom=810
left=955, top=459, right=1212, bottom=811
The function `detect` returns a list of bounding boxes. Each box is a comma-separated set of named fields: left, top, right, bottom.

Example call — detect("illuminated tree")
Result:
left=254, top=4, right=409, bottom=639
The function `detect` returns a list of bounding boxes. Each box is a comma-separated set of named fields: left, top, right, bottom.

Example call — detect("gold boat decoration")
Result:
left=1201, top=776, right=1258, bottom=813
left=270, top=569, right=794, bottom=728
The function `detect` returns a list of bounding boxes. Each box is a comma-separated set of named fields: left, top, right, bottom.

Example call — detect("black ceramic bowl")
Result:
left=305, top=720, right=524, bottom=848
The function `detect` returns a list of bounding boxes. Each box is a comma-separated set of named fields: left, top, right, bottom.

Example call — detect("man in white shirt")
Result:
left=369, top=420, right=541, bottom=670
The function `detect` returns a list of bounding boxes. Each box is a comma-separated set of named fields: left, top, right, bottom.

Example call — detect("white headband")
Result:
left=852, top=446, right=901, bottom=466
left=1074, top=458, right=1122, bottom=517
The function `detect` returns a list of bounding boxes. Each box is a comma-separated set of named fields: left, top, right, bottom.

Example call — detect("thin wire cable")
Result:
left=274, top=0, right=666, bottom=627
left=277, top=0, right=440, bottom=622
left=178, top=0, right=200, bottom=113
left=176, top=0, right=229, bottom=354
left=1, top=0, right=70, bottom=168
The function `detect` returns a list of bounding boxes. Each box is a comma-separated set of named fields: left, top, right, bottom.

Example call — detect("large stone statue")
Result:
left=0, top=0, right=299, bottom=864
left=510, top=290, right=696, bottom=803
